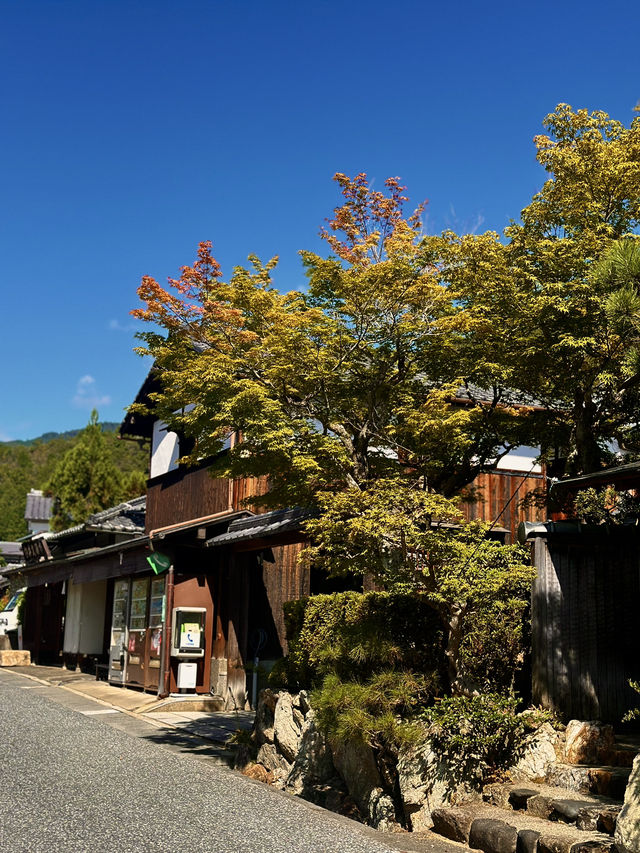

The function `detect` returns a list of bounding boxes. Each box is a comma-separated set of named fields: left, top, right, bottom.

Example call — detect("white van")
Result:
left=0, top=588, right=25, bottom=635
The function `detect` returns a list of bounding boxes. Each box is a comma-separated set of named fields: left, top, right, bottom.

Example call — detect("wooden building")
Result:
left=20, top=498, right=147, bottom=667
left=521, top=461, right=640, bottom=723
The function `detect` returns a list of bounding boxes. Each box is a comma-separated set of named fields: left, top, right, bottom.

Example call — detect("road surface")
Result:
left=0, top=669, right=463, bottom=853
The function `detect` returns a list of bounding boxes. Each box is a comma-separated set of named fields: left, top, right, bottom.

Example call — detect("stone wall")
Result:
left=237, top=689, right=483, bottom=831
left=240, top=691, right=640, bottom=844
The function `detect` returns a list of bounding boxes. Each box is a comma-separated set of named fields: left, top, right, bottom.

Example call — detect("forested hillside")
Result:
left=0, top=425, right=148, bottom=540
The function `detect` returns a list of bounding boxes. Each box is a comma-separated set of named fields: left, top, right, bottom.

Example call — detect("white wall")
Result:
left=28, top=520, right=50, bottom=534
left=63, top=579, right=108, bottom=655
left=494, top=445, right=542, bottom=474
left=150, top=419, right=180, bottom=478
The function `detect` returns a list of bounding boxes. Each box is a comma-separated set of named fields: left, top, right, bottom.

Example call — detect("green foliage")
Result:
left=573, top=486, right=640, bottom=525
left=423, top=693, right=527, bottom=780
left=457, top=597, right=530, bottom=693
left=46, top=411, right=148, bottom=531
left=133, top=176, right=535, bottom=506
left=426, top=105, right=640, bottom=476
left=15, top=590, right=26, bottom=626
left=0, top=423, right=147, bottom=540
left=275, top=591, right=444, bottom=691
left=312, top=671, right=435, bottom=749
left=622, top=679, right=640, bottom=723
left=304, top=481, right=534, bottom=691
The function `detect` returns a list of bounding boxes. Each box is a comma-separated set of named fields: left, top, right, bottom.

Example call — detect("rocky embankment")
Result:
left=236, top=689, right=640, bottom=853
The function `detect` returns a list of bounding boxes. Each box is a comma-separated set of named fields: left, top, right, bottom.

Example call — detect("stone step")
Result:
left=483, top=782, right=621, bottom=835
left=430, top=804, right=615, bottom=853
left=594, top=747, right=637, bottom=768
left=546, top=762, right=631, bottom=799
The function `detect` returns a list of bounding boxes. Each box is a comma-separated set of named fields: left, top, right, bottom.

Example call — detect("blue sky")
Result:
left=1, top=0, right=639, bottom=441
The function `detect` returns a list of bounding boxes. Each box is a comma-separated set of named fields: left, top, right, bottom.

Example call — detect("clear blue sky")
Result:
left=1, top=0, right=638, bottom=441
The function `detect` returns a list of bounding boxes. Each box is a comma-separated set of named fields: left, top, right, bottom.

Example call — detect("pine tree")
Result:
left=47, top=411, right=125, bottom=531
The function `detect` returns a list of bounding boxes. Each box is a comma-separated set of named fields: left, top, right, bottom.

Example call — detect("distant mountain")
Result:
left=1, top=422, right=121, bottom=446
left=0, top=424, right=148, bottom=540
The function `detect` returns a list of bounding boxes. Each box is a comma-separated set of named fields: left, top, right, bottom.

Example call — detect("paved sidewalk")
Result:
left=7, top=664, right=254, bottom=745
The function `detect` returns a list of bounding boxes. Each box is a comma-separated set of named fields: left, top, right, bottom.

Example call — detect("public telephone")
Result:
left=170, top=607, right=206, bottom=658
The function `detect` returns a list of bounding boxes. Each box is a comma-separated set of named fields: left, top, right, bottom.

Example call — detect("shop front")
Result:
left=108, top=574, right=165, bottom=691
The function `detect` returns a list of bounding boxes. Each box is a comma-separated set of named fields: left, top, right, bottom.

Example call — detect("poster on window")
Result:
left=150, top=628, right=162, bottom=654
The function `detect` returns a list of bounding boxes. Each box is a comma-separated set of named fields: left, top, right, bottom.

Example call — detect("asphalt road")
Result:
left=0, top=669, right=463, bottom=853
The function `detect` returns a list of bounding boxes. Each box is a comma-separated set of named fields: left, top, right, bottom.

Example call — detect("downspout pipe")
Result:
left=158, top=564, right=174, bottom=699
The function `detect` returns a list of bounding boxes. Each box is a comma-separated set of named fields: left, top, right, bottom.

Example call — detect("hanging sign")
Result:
left=146, top=552, right=171, bottom=575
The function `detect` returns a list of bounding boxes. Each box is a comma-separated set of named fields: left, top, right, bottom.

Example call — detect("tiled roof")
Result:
left=24, top=491, right=53, bottom=522
left=86, top=496, right=146, bottom=533
left=45, top=496, right=147, bottom=541
left=206, top=507, right=311, bottom=547
left=0, top=541, right=24, bottom=563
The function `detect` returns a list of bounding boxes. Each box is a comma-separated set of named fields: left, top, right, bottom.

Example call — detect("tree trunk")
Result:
left=570, top=392, right=603, bottom=475
left=444, top=604, right=465, bottom=694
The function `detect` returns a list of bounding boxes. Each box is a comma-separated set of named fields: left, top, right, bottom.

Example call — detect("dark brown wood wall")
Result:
left=531, top=532, right=640, bottom=722
left=146, top=465, right=269, bottom=532
left=461, top=469, right=546, bottom=543
left=216, top=540, right=310, bottom=709
left=259, top=541, right=310, bottom=656
left=22, top=582, right=65, bottom=663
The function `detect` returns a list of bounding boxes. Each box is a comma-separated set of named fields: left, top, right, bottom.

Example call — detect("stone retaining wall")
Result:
left=238, top=691, right=640, bottom=846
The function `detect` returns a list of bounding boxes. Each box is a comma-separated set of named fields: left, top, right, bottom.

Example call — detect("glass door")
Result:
left=108, top=579, right=129, bottom=683
left=125, top=577, right=149, bottom=687
left=145, top=577, right=165, bottom=691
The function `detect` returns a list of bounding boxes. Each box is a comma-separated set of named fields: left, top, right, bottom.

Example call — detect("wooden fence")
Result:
left=531, top=528, right=640, bottom=723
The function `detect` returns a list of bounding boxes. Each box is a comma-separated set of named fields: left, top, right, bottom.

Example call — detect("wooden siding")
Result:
left=22, top=582, right=66, bottom=663
left=259, top=541, right=310, bottom=656
left=214, top=540, right=310, bottom=709
left=532, top=530, right=640, bottom=722
left=461, top=469, right=546, bottom=543
left=146, top=464, right=269, bottom=532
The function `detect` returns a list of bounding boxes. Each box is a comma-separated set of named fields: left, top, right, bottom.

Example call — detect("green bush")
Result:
left=312, top=670, right=437, bottom=749
left=457, top=598, right=530, bottom=693
left=274, top=590, right=445, bottom=690
left=422, top=693, right=526, bottom=780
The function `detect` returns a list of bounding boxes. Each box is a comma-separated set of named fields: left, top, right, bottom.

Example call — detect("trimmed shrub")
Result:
left=312, top=670, right=438, bottom=749
left=422, top=693, right=527, bottom=781
left=275, top=590, right=445, bottom=690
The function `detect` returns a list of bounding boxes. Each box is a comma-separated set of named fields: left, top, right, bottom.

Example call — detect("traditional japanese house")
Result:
left=20, top=498, right=147, bottom=668
left=120, top=379, right=313, bottom=707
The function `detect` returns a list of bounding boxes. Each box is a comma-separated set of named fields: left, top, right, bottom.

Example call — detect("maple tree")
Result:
left=133, top=173, right=529, bottom=503
left=424, top=105, right=640, bottom=475
left=132, top=175, right=534, bottom=693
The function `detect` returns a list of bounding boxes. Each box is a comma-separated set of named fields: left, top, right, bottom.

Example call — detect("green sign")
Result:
left=146, top=552, right=171, bottom=575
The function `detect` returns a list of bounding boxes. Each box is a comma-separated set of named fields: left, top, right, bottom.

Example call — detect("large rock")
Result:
left=273, top=691, right=304, bottom=763
left=564, top=721, right=615, bottom=765
left=469, top=818, right=518, bottom=853
left=0, top=650, right=30, bottom=666
left=253, top=688, right=277, bottom=746
left=256, top=742, right=292, bottom=781
left=431, top=807, right=475, bottom=843
left=397, top=737, right=481, bottom=832
left=331, top=737, right=396, bottom=830
left=615, top=753, right=640, bottom=853
left=512, top=723, right=559, bottom=781
left=285, top=713, right=334, bottom=795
